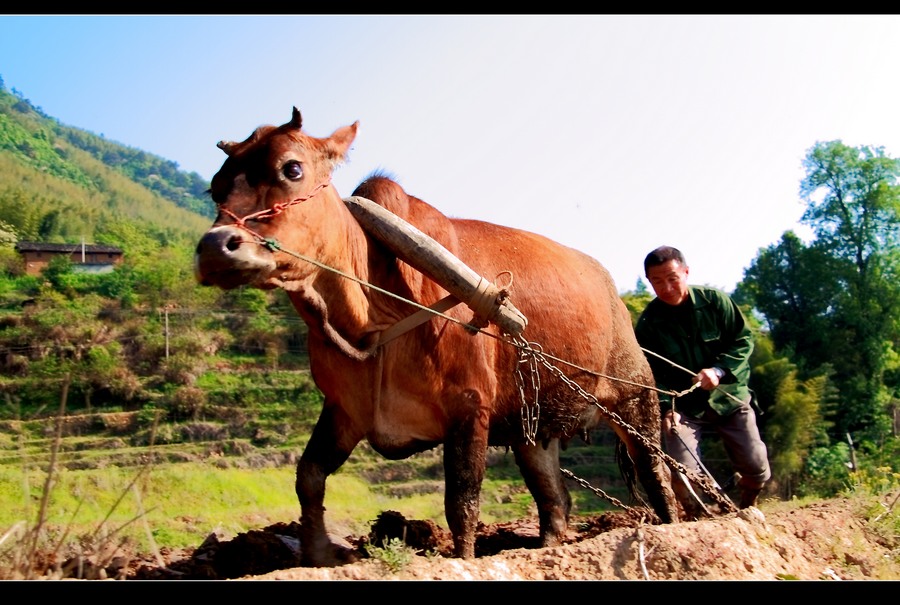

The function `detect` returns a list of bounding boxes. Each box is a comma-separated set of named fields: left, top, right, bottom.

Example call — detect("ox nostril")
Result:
left=226, top=235, right=241, bottom=252
left=198, top=228, right=245, bottom=257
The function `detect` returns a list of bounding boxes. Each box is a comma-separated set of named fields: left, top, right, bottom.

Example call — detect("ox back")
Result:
left=194, top=107, right=679, bottom=566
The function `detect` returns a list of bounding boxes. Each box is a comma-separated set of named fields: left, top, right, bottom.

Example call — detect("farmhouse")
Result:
left=14, top=241, right=124, bottom=276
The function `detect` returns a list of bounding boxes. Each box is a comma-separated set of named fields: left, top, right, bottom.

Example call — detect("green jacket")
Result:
left=634, top=285, right=753, bottom=418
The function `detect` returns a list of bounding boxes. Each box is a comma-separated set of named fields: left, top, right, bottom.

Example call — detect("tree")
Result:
left=620, top=286, right=653, bottom=327
left=799, top=141, right=900, bottom=442
left=740, top=140, right=900, bottom=446
left=748, top=334, right=830, bottom=499
left=734, top=232, right=840, bottom=373
left=37, top=208, right=61, bottom=240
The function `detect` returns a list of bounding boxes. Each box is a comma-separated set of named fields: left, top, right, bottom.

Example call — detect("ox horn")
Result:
left=290, top=106, right=302, bottom=129
left=217, top=140, right=237, bottom=156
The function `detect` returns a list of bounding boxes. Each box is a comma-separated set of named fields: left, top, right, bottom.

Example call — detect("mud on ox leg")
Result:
left=513, top=438, right=571, bottom=546
left=442, top=389, right=491, bottom=559
left=295, top=403, right=362, bottom=567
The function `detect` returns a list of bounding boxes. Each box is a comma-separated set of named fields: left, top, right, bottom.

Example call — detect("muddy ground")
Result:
left=27, top=495, right=897, bottom=582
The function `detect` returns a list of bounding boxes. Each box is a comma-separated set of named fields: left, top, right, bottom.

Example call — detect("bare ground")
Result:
left=62, top=496, right=893, bottom=581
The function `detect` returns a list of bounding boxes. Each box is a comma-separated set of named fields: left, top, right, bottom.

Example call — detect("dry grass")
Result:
left=0, top=378, right=162, bottom=579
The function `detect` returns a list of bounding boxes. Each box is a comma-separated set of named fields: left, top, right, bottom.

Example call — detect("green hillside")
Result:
left=0, top=80, right=307, bottom=414
left=0, top=79, right=213, bottom=250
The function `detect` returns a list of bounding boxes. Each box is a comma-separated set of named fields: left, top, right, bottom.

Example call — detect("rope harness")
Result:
left=221, top=189, right=737, bottom=517
left=218, top=179, right=332, bottom=233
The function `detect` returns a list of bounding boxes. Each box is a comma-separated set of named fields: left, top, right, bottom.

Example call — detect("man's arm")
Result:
left=711, top=290, right=753, bottom=384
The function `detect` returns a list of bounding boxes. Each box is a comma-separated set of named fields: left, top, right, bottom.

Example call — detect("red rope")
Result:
left=219, top=179, right=332, bottom=243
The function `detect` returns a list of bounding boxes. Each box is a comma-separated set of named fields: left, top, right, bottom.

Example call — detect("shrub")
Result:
left=364, top=537, right=416, bottom=574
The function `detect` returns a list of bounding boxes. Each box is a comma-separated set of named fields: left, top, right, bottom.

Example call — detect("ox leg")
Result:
left=443, top=390, right=490, bottom=559
left=513, top=438, right=571, bottom=547
left=296, top=403, right=361, bottom=567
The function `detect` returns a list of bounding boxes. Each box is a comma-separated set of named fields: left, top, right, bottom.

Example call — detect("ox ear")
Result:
left=217, top=140, right=237, bottom=156
left=327, top=121, right=359, bottom=161
left=290, top=107, right=302, bottom=130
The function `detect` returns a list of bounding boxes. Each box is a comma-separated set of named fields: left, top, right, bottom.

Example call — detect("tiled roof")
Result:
left=15, top=241, right=123, bottom=254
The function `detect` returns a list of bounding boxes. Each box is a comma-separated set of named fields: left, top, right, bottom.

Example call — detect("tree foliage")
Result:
left=739, top=140, right=900, bottom=459
left=735, top=232, right=840, bottom=372
left=620, top=287, right=653, bottom=327
left=749, top=334, right=830, bottom=499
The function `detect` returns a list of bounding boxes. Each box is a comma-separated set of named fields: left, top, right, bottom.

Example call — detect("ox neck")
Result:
left=284, top=191, right=386, bottom=361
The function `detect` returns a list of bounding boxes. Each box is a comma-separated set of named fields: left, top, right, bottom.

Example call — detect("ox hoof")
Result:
left=539, top=533, right=565, bottom=549
left=301, top=541, right=361, bottom=568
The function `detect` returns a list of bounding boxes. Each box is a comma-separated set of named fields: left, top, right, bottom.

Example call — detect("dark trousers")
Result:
left=663, top=398, right=771, bottom=508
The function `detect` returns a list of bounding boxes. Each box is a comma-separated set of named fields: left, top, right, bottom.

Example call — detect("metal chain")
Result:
left=510, top=335, right=738, bottom=515
left=514, top=338, right=542, bottom=446
left=560, top=468, right=631, bottom=510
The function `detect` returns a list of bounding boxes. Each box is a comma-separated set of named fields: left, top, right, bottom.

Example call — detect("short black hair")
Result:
left=644, top=245, right=686, bottom=277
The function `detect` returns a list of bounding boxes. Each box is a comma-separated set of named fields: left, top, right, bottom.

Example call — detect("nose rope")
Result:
left=219, top=179, right=332, bottom=240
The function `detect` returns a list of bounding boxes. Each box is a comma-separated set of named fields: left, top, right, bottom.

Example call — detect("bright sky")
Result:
left=2, top=14, right=899, bottom=293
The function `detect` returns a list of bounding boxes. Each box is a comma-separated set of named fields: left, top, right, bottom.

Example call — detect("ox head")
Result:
left=194, top=107, right=359, bottom=290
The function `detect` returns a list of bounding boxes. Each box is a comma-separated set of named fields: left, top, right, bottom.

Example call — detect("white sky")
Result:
left=2, top=14, right=899, bottom=293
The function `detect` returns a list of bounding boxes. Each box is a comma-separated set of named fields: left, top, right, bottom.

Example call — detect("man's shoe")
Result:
left=739, top=487, right=762, bottom=509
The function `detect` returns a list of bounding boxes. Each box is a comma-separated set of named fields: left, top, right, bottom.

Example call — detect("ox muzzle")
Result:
left=194, top=225, right=277, bottom=289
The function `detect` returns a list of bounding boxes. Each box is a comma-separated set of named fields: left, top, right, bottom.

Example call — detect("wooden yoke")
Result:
left=344, top=196, right=528, bottom=338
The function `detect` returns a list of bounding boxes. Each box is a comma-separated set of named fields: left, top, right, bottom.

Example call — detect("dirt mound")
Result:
left=118, top=497, right=899, bottom=581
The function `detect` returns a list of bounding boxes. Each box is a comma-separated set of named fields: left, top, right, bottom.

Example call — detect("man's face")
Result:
left=646, top=259, right=690, bottom=306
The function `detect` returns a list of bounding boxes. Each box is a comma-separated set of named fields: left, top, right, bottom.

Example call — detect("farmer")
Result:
left=634, top=245, right=771, bottom=518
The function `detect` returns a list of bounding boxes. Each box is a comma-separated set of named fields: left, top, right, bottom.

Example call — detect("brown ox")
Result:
left=194, top=108, right=679, bottom=566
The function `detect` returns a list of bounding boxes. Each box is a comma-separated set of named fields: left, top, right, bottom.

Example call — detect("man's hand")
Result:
left=662, top=409, right=682, bottom=433
left=693, top=367, right=723, bottom=391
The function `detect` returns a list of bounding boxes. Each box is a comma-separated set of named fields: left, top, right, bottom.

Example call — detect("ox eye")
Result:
left=282, top=161, right=303, bottom=181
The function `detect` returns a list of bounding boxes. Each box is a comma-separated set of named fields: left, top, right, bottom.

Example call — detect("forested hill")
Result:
left=0, top=78, right=213, bottom=247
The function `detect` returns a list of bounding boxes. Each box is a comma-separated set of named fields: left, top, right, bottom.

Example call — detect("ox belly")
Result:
left=365, top=389, right=451, bottom=458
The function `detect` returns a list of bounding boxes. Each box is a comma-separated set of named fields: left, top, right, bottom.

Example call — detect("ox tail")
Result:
left=615, top=437, right=645, bottom=505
